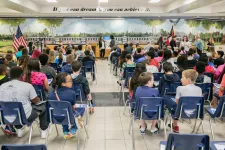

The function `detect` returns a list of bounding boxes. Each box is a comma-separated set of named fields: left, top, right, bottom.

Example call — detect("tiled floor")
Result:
left=0, top=60, right=225, bottom=150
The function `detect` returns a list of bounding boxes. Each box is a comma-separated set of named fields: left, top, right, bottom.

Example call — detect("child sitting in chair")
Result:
left=164, top=69, right=202, bottom=133
left=135, top=72, right=159, bottom=135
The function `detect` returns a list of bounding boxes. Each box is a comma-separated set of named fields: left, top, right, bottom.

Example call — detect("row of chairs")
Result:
left=0, top=100, right=89, bottom=150
left=128, top=96, right=225, bottom=150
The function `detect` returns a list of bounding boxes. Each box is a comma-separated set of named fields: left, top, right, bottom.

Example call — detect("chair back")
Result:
left=135, top=97, right=164, bottom=120
left=214, top=96, right=225, bottom=118
left=45, top=72, right=53, bottom=79
left=174, top=96, right=204, bottom=120
left=71, top=83, right=85, bottom=102
left=0, top=102, right=28, bottom=125
left=49, top=63, right=58, bottom=70
left=153, top=73, right=164, bottom=82
left=33, top=85, right=46, bottom=101
left=123, top=67, right=135, bottom=79
left=174, top=71, right=182, bottom=79
left=1, top=144, right=47, bottom=150
left=195, top=83, right=212, bottom=101
left=124, top=71, right=134, bottom=87
left=161, top=82, right=181, bottom=96
left=47, top=100, right=75, bottom=125
left=83, top=61, right=94, bottom=72
left=165, top=133, right=209, bottom=150
left=80, top=66, right=86, bottom=77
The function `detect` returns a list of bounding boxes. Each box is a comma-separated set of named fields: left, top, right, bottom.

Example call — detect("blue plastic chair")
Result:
left=49, top=63, right=58, bottom=71
left=160, top=82, right=181, bottom=97
left=210, top=141, right=225, bottom=150
left=82, top=61, right=96, bottom=83
left=62, top=62, right=67, bottom=66
left=169, top=96, right=205, bottom=134
left=1, top=144, right=47, bottom=150
left=46, top=101, right=89, bottom=150
left=0, top=102, right=37, bottom=144
left=130, top=97, right=167, bottom=150
left=121, top=67, right=135, bottom=105
left=174, top=71, right=182, bottom=79
left=153, top=73, right=164, bottom=87
left=195, top=83, right=213, bottom=106
left=33, top=85, right=46, bottom=101
left=80, top=66, right=86, bottom=77
left=159, top=133, right=210, bottom=150
left=205, top=96, right=225, bottom=140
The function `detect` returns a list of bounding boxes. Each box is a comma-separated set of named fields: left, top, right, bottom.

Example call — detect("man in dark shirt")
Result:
left=170, top=36, right=177, bottom=51
left=82, top=50, right=95, bottom=80
left=125, top=43, right=133, bottom=54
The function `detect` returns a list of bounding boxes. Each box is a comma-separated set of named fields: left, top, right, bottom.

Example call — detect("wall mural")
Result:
left=0, top=18, right=225, bottom=52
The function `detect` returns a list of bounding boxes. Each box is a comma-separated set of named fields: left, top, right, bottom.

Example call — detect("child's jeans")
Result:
left=62, top=107, right=85, bottom=133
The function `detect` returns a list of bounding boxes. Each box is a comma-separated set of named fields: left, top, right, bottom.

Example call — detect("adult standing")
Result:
left=179, top=36, right=191, bottom=52
left=194, top=35, right=203, bottom=56
left=99, top=36, right=106, bottom=59
left=207, top=38, right=214, bottom=51
left=110, top=35, right=115, bottom=51
left=170, top=36, right=177, bottom=51
left=157, top=35, right=163, bottom=49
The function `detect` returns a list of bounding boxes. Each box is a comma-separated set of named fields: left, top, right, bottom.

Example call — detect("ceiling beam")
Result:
left=4, top=0, right=40, bottom=13
left=165, top=0, right=223, bottom=13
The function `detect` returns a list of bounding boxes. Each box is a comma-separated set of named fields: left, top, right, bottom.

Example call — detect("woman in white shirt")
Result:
left=99, top=36, right=106, bottom=60
left=179, top=36, right=191, bottom=52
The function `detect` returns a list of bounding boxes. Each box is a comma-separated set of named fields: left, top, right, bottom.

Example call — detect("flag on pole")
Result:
left=170, top=25, right=175, bottom=37
left=13, top=26, right=27, bottom=52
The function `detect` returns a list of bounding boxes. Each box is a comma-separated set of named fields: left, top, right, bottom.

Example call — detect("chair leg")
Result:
left=77, top=129, right=80, bottom=150
left=201, top=120, right=204, bottom=134
left=209, top=118, right=215, bottom=140
left=55, top=124, right=59, bottom=136
left=122, top=87, right=125, bottom=105
left=170, top=117, right=172, bottom=133
left=28, top=125, right=33, bottom=144
left=128, top=115, right=133, bottom=134
left=45, top=124, right=51, bottom=144
left=131, top=114, right=135, bottom=150
left=191, top=119, right=197, bottom=133
left=163, top=120, right=167, bottom=140
left=84, top=125, right=89, bottom=139
left=123, top=100, right=129, bottom=115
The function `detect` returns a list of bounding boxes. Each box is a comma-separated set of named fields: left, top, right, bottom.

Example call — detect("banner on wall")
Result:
left=52, top=7, right=151, bottom=12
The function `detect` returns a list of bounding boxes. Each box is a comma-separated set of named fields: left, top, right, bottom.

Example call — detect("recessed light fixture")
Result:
left=149, top=0, right=161, bottom=3
left=46, top=0, right=57, bottom=3
left=99, top=0, right=108, bottom=3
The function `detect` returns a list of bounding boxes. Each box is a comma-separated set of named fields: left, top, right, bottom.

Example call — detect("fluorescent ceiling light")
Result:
left=46, top=0, right=57, bottom=2
left=99, top=0, right=108, bottom=3
left=149, top=0, right=161, bottom=3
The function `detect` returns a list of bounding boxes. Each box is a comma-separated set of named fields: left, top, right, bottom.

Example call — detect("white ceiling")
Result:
left=0, top=0, right=225, bottom=18
left=31, top=0, right=175, bottom=7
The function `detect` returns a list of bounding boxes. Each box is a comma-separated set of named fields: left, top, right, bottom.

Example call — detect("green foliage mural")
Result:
left=140, top=19, right=166, bottom=34
left=37, top=19, right=63, bottom=36
left=0, top=18, right=26, bottom=34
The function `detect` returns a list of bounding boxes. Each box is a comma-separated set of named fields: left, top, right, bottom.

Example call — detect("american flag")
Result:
left=13, top=26, right=27, bottom=52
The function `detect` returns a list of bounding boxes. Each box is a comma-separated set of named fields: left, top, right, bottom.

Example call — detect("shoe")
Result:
left=70, top=127, right=77, bottom=137
left=140, top=127, right=146, bottom=135
left=4, top=125, right=16, bottom=135
left=41, top=128, right=49, bottom=139
left=168, top=124, right=179, bottom=133
left=17, top=126, right=25, bottom=138
left=63, top=132, right=71, bottom=140
left=150, top=128, right=159, bottom=134
left=117, top=81, right=122, bottom=86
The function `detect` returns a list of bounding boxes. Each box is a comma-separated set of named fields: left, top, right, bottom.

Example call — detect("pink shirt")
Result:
left=22, top=72, right=47, bottom=86
left=215, top=64, right=225, bottom=79
left=155, top=57, right=163, bottom=63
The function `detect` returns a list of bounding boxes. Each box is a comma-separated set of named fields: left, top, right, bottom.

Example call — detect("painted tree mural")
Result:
left=185, top=20, right=201, bottom=34
left=140, top=19, right=166, bottom=35
left=37, top=19, right=64, bottom=36
left=0, top=18, right=26, bottom=35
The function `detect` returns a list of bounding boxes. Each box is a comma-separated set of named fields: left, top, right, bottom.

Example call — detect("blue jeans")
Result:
left=62, top=107, right=85, bottom=133
left=164, top=96, right=177, bottom=115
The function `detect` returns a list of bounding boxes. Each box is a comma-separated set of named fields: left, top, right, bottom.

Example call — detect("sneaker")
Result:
left=41, top=128, right=49, bottom=139
left=140, top=127, right=146, bottom=135
left=63, top=132, right=71, bottom=140
left=70, top=127, right=77, bottom=138
left=168, top=124, right=179, bottom=133
left=150, top=128, right=159, bottom=134
left=17, top=126, right=25, bottom=138
left=4, top=125, right=16, bottom=135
